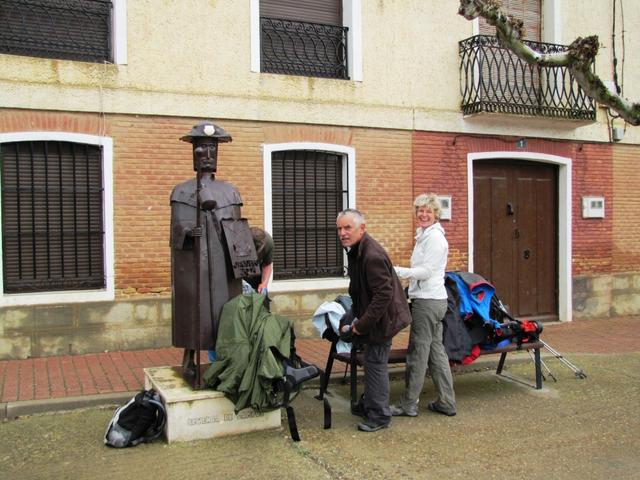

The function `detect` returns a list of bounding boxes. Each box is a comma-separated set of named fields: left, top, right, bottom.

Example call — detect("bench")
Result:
left=316, top=338, right=544, bottom=411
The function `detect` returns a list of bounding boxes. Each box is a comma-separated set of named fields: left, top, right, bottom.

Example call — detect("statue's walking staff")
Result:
left=193, top=158, right=203, bottom=388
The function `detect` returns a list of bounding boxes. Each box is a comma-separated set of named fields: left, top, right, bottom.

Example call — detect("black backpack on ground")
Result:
left=104, top=389, right=166, bottom=448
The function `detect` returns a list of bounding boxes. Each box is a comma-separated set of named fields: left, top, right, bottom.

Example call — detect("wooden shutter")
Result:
left=261, top=0, right=342, bottom=25
left=479, top=0, right=541, bottom=41
left=1, top=141, right=105, bottom=293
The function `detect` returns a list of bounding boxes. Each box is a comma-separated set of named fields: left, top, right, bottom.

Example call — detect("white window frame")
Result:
left=542, top=0, right=561, bottom=44
left=262, top=142, right=356, bottom=292
left=112, top=0, right=128, bottom=64
left=0, top=132, right=115, bottom=307
left=250, top=0, right=362, bottom=81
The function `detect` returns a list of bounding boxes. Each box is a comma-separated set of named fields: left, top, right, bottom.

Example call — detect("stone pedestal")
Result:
left=144, top=366, right=281, bottom=443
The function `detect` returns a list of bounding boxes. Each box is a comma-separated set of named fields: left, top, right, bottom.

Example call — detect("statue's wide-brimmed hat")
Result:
left=180, top=120, right=232, bottom=143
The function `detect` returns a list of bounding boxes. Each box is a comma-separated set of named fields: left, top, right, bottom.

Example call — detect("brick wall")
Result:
left=2, top=107, right=640, bottom=357
left=2, top=108, right=637, bottom=322
left=111, top=115, right=190, bottom=296
left=261, top=123, right=415, bottom=264
left=572, top=142, right=614, bottom=275
left=410, top=131, right=624, bottom=278
left=0, top=110, right=416, bottom=299
left=0, top=109, right=108, bottom=136
left=612, top=143, right=640, bottom=273
left=412, top=131, right=469, bottom=271
left=350, top=127, right=414, bottom=264
left=110, top=116, right=269, bottom=297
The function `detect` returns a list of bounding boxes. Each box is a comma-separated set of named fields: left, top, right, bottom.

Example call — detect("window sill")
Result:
left=0, top=288, right=114, bottom=307
left=270, top=277, right=349, bottom=293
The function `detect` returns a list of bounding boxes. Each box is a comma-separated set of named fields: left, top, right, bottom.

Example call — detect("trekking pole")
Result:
left=540, top=340, right=587, bottom=379
left=527, top=349, right=557, bottom=382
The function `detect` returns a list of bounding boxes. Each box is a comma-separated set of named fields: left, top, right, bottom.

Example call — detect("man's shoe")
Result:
left=427, top=401, right=456, bottom=417
left=390, top=404, right=418, bottom=417
left=357, top=420, right=390, bottom=432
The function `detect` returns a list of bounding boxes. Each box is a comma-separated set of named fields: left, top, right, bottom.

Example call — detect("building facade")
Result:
left=0, top=0, right=638, bottom=359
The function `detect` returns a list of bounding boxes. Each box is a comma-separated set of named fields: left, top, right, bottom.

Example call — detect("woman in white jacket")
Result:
left=390, top=193, right=456, bottom=417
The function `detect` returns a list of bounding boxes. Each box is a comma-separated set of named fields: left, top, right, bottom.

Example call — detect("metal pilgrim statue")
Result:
left=170, top=121, right=260, bottom=389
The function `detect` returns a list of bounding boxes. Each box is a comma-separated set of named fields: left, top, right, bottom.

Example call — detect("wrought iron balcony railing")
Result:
left=261, top=16, right=349, bottom=80
left=459, top=35, right=596, bottom=121
left=0, top=0, right=112, bottom=63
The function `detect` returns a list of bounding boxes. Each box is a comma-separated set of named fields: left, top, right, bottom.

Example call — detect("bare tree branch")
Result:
left=458, top=0, right=640, bottom=125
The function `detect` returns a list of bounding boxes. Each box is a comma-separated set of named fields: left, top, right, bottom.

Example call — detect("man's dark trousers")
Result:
left=363, top=340, right=392, bottom=426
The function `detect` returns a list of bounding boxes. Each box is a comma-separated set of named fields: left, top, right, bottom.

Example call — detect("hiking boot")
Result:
left=427, top=401, right=456, bottom=417
left=390, top=404, right=418, bottom=417
left=357, top=420, right=390, bottom=432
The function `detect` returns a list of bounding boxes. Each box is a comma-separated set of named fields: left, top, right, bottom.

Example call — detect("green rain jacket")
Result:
left=203, top=293, right=292, bottom=412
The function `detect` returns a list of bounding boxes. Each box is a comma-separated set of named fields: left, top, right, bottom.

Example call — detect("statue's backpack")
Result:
left=104, top=389, right=166, bottom=448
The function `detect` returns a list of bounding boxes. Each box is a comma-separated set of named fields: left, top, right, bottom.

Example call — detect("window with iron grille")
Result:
left=271, top=150, right=347, bottom=280
left=0, top=0, right=113, bottom=63
left=0, top=141, right=105, bottom=293
left=260, top=0, right=349, bottom=79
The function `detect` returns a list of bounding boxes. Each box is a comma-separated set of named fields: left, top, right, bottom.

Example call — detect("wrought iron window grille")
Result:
left=459, top=35, right=596, bottom=121
left=0, top=0, right=112, bottom=63
left=1, top=141, right=106, bottom=293
left=261, top=16, right=349, bottom=80
left=271, top=150, right=347, bottom=280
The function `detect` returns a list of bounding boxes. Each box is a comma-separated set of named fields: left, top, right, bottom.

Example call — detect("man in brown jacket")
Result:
left=337, top=208, right=411, bottom=432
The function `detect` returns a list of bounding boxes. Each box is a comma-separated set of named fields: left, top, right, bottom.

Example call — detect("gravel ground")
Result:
left=1, top=352, right=639, bottom=480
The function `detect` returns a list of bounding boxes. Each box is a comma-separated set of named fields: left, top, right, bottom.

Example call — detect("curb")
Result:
left=1, top=391, right=135, bottom=421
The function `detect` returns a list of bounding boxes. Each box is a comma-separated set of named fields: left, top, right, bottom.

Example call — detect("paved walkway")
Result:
left=1, top=316, right=638, bottom=417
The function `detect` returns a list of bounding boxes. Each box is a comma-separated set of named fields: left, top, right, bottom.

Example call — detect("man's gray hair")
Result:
left=337, top=208, right=365, bottom=226
left=413, top=193, right=442, bottom=220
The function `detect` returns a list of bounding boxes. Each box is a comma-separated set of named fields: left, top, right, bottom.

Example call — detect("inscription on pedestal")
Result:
left=186, top=409, right=264, bottom=426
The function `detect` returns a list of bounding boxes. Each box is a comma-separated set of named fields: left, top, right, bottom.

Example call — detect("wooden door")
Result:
left=474, top=160, right=558, bottom=321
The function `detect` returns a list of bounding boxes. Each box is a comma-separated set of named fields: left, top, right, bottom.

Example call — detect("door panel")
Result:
left=516, top=176, right=538, bottom=315
left=473, top=161, right=558, bottom=320
left=490, top=176, right=515, bottom=305
left=473, top=175, right=492, bottom=278
left=535, top=174, right=556, bottom=314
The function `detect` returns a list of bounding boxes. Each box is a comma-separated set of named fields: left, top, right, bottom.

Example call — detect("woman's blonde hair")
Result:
left=413, top=193, right=442, bottom=220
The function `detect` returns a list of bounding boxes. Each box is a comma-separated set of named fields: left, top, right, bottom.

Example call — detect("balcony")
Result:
left=459, top=35, right=596, bottom=121
left=260, top=17, right=349, bottom=80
